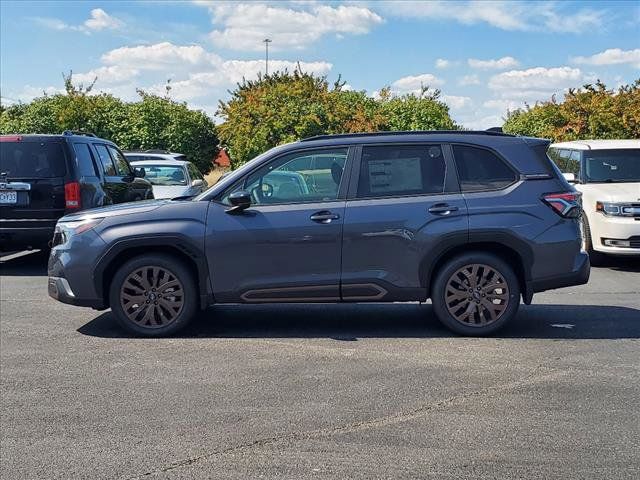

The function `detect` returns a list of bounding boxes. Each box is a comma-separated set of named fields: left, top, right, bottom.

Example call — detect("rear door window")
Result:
left=452, top=145, right=517, bottom=192
left=0, top=141, right=67, bottom=178
left=356, top=144, right=446, bottom=198
left=73, top=143, right=98, bottom=177
left=94, top=144, right=116, bottom=176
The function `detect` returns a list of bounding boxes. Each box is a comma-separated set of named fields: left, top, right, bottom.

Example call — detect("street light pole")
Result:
left=263, top=38, right=272, bottom=75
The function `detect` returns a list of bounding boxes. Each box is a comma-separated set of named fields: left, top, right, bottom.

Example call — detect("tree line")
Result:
left=1, top=71, right=638, bottom=173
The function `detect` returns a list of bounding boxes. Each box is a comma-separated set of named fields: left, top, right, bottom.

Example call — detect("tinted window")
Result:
left=73, top=143, right=98, bottom=177
left=125, top=154, right=144, bottom=161
left=187, top=163, right=203, bottom=180
left=107, top=146, right=131, bottom=176
left=94, top=144, right=116, bottom=176
left=548, top=148, right=580, bottom=175
left=244, top=148, right=347, bottom=205
left=453, top=145, right=517, bottom=191
left=357, top=145, right=446, bottom=198
left=0, top=141, right=66, bottom=178
left=584, top=149, right=640, bottom=183
left=142, top=165, right=187, bottom=185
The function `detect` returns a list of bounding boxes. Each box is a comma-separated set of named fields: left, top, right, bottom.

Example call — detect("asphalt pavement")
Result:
left=0, top=250, right=639, bottom=479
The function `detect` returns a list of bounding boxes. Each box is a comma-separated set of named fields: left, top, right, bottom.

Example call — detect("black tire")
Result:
left=109, top=254, right=198, bottom=337
left=431, top=252, right=521, bottom=336
left=580, top=215, right=606, bottom=267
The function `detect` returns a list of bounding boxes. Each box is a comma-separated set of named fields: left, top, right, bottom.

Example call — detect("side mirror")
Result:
left=191, top=179, right=204, bottom=188
left=134, top=167, right=146, bottom=178
left=563, top=172, right=577, bottom=183
left=226, top=190, right=251, bottom=214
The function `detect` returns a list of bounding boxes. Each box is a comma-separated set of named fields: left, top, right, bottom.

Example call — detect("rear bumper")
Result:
left=530, top=251, right=590, bottom=293
left=0, top=226, right=54, bottom=250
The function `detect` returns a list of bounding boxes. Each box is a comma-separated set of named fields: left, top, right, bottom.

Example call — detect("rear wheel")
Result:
left=109, top=254, right=197, bottom=336
left=431, top=253, right=520, bottom=336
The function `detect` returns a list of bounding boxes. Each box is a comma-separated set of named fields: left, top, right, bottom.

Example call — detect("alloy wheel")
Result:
left=119, top=266, right=184, bottom=328
left=444, top=263, right=510, bottom=326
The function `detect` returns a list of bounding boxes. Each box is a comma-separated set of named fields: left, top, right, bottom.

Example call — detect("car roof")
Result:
left=0, top=133, right=114, bottom=144
left=123, top=151, right=183, bottom=157
left=550, top=139, right=640, bottom=150
left=130, top=159, right=190, bottom=167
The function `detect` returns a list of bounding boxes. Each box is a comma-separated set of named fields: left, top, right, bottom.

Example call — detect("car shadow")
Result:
left=0, top=250, right=48, bottom=276
left=593, top=256, right=640, bottom=273
left=77, top=302, right=640, bottom=340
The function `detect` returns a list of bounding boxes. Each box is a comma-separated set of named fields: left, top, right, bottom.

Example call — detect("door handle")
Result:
left=310, top=211, right=340, bottom=223
left=428, top=203, right=459, bottom=215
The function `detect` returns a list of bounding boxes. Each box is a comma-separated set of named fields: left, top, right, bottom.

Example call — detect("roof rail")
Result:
left=144, top=149, right=172, bottom=154
left=62, top=130, right=96, bottom=137
left=300, top=129, right=514, bottom=142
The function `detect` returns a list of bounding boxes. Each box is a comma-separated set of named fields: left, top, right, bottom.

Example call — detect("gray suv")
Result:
left=48, top=131, right=590, bottom=336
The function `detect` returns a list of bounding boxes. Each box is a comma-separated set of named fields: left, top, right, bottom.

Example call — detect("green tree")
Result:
left=217, top=69, right=457, bottom=168
left=0, top=74, right=219, bottom=174
left=503, top=80, right=640, bottom=141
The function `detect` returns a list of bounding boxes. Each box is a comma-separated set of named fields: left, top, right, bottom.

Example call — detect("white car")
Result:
left=130, top=159, right=208, bottom=199
left=548, top=140, right=640, bottom=263
left=124, top=150, right=187, bottom=162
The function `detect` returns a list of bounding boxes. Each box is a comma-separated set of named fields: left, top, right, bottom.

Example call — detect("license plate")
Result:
left=0, top=190, right=18, bottom=204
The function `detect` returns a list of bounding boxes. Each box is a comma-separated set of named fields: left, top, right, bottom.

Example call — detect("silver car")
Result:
left=130, top=159, right=208, bottom=199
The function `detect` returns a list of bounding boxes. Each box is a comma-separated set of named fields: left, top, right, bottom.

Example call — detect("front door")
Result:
left=206, top=147, right=351, bottom=303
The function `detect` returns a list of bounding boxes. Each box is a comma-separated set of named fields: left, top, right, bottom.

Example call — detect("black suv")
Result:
left=0, top=132, right=153, bottom=251
left=48, top=131, right=590, bottom=336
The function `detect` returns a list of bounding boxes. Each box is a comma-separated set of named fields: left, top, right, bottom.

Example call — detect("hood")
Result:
left=59, top=199, right=169, bottom=222
left=579, top=183, right=640, bottom=203
left=152, top=185, right=191, bottom=199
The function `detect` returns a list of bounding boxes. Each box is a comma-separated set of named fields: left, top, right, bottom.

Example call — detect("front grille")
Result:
left=630, top=236, right=640, bottom=248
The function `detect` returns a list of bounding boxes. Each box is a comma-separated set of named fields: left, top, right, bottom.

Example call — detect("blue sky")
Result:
left=1, top=0, right=639, bottom=128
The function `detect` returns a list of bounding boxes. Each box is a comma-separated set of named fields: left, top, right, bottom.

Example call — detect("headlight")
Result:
left=595, top=202, right=636, bottom=217
left=53, top=218, right=104, bottom=247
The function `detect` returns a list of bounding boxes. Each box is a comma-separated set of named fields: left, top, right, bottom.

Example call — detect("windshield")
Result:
left=584, top=149, right=640, bottom=183
left=140, top=164, right=187, bottom=186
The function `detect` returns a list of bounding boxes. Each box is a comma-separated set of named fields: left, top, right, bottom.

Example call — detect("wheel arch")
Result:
left=95, top=236, right=212, bottom=309
left=422, top=237, right=533, bottom=304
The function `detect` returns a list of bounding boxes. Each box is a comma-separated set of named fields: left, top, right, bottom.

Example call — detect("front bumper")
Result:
left=589, top=213, right=640, bottom=255
left=530, top=250, right=590, bottom=294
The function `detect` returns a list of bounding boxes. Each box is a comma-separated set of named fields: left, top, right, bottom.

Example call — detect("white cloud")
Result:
left=442, top=95, right=472, bottom=110
left=458, top=74, right=480, bottom=86
left=483, top=99, right=525, bottom=111
left=488, top=66, right=584, bottom=99
left=391, top=73, right=444, bottom=92
left=72, top=66, right=139, bottom=85
left=102, top=42, right=221, bottom=70
left=378, top=1, right=605, bottom=33
left=199, top=2, right=383, bottom=51
left=83, top=8, right=123, bottom=31
left=435, top=58, right=456, bottom=69
left=31, top=8, right=123, bottom=34
left=468, top=56, right=519, bottom=70
left=571, top=48, right=640, bottom=68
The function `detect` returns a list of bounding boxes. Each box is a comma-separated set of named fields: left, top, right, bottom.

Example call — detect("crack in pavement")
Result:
left=125, top=364, right=569, bottom=479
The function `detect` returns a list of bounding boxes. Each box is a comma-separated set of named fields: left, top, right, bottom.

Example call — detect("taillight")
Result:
left=64, top=182, right=81, bottom=209
left=542, top=192, right=581, bottom=218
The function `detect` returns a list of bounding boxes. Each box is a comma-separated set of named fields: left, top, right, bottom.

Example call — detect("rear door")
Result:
left=341, top=143, right=468, bottom=301
left=0, top=136, right=70, bottom=226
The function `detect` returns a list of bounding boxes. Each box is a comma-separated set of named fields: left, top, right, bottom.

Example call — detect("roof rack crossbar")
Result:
left=300, top=129, right=514, bottom=142
left=62, top=130, right=97, bottom=137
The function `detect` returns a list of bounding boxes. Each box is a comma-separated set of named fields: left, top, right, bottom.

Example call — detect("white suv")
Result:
left=548, top=140, right=640, bottom=263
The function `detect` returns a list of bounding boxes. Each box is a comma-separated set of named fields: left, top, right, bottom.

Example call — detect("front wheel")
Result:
left=109, top=254, right=198, bottom=336
left=431, top=253, right=521, bottom=336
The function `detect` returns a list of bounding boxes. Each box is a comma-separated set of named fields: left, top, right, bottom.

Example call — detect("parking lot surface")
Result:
left=1, top=250, right=639, bottom=479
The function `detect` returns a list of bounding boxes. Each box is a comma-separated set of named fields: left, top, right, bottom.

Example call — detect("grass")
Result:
left=205, top=167, right=230, bottom=186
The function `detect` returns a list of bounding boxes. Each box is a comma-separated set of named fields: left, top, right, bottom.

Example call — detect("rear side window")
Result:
left=107, top=146, right=131, bottom=176
left=0, top=141, right=66, bottom=178
left=73, top=143, right=98, bottom=177
left=94, top=144, right=116, bottom=176
left=452, top=145, right=517, bottom=192
left=357, top=145, right=446, bottom=198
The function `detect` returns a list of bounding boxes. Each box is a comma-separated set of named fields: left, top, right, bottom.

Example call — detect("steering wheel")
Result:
left=252, top=181, right=274, bottom=203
